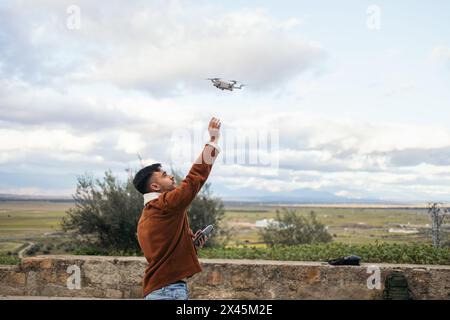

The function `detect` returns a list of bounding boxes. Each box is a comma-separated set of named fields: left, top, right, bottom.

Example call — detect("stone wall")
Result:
left=0, top=255, right=449, bottom=299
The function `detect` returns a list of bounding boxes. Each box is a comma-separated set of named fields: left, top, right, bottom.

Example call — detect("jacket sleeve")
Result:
left=161, top=143, right=220, bottom=211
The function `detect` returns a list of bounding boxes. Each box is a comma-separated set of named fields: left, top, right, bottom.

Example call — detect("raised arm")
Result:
left=161, top=117, right=221, bottom=211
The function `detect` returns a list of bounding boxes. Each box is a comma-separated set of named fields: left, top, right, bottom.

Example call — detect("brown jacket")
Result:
left=137, top=144, right=219, bottom=297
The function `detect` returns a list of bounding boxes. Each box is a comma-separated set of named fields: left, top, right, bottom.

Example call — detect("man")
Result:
left=133, top=117, right=221, bottom=300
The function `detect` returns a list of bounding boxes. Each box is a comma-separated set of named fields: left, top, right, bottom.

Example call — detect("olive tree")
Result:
left=259, top=208, right=332, bottom=247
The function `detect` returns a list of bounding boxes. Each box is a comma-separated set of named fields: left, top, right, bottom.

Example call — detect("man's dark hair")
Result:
left=133, top=163, right=161, bottom=194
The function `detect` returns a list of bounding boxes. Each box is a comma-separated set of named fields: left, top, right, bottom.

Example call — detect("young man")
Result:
left=133, top=117, right=221, bottom=300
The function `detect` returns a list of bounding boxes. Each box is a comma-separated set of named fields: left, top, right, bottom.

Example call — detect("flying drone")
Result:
left=206, top=78, right=246, bottom=91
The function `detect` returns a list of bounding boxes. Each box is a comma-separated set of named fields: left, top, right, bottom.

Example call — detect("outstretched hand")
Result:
left=208, top=117, right=221, bottom=142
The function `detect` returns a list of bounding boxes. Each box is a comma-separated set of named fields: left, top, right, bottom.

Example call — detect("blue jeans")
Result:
left=144, top=282, right=189, bottom=300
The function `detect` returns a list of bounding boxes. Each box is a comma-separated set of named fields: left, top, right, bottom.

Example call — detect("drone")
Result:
left=206, top=78, right=246, bottom=91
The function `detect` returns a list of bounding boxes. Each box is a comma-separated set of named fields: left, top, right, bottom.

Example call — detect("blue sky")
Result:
left=0, top=0, right=449, bottom=202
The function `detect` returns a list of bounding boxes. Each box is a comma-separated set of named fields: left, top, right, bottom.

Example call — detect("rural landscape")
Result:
left=1, top=197, right=448, bottom=266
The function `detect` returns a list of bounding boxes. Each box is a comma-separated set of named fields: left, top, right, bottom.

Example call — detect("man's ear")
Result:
left=150, top=183, right=161, bottom=192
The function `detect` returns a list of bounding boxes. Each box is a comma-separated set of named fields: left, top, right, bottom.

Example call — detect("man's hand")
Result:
left=208, top=117, right=221, bottom=143
left=189, top=228, right=208, bottom=248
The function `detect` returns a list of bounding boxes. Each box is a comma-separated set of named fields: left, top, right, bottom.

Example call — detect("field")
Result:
left=0, top=200, right=440, bottom=259
left=222, top=205, right=433, bottom=246
left=0, top=201, right=73, bottom=257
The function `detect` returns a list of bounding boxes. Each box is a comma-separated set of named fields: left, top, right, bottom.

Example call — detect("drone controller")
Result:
left=193, top=224, right=214, bottom=246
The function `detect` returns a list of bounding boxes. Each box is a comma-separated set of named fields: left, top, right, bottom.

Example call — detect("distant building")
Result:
left=388, top=228, right=419, bottom=234
left=255, top=218, right=280, bottom=228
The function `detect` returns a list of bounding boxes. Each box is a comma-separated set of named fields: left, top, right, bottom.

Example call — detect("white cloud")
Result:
left=0, top=1, right=325, bottom=95
left=116, top=132, right=146, bottom=154
left=200, top=111, right=450, bottom=200
left=0, top=1, right=449, bottom=201
left=79, top=9, right=323, bottom=94
left=430, top=45, right=450, bottom=64
left=267, top=112, right=450, bottom=153
left=0, top=128, right=97, bottom=153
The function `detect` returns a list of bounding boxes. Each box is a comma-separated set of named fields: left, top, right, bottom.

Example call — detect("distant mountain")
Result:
left=0, top=190, right=412, bottom=205
left=217, top=187, right=391, bottom=204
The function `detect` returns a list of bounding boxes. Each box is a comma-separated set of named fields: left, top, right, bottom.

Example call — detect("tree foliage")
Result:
left=61, top=170, right=143, bottom=252
left=259, top=208, right=332, bottom=247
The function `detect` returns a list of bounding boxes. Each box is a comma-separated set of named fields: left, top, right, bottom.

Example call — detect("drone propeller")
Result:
left=206, top=77, right=221, bottom=81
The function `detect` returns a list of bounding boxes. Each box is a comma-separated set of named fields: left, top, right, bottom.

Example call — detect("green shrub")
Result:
left=25, top=244, right=40, bottom=256
left=259, top=209, right=332, bottom=246
left=73, top=246, right=140, bottom=256
left=70, top=242, right=449, bottom=265
left=198, top=242, right=450, bottom=265
left=0, top=256, right=21, bottom=265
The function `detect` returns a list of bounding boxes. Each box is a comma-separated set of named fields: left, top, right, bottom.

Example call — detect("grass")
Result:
left=0, top=255, right=21, bottom=265
left=0, top=241, right=24, bottom=252
left=223, top=208, right=430, bottom=225
left=0, top=202, right=70, bottom=236
left=0, top=201, right=72, bottom=257
left=221, top=207, right=433, bottom=246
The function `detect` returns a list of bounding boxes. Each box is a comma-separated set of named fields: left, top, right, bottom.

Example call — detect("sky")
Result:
left=1, top=0, right=450, bottom=202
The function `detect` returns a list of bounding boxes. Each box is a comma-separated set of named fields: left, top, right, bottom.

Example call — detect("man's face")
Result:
left=149, top=168, right=176, bottom=192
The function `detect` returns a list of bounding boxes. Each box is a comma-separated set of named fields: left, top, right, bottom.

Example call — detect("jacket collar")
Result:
left=143, top=192, right=161, bottom=205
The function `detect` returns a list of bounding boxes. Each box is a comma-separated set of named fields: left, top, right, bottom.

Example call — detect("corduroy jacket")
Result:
left=137, top=143, right=219, bottom=297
